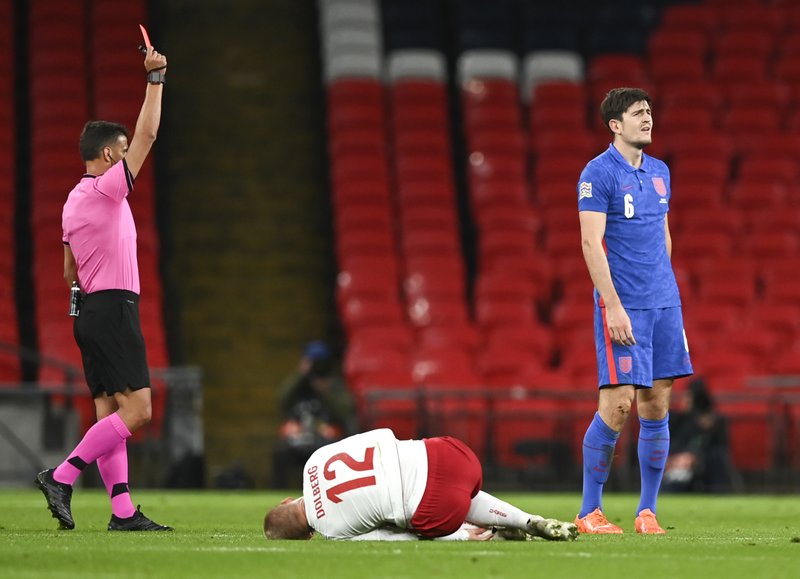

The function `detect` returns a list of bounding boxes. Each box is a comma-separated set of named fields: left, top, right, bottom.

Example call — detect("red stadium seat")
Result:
left=339, top=254, right=400, bottom=284
left=670, top=206, right=743, bottom=238
left=697, top=277, right=757, bottom=308
left=395, top=153, right=452, bottom=182
left=675, top=230, right=733, bottom=260
left=330, top=128, right=387, bottom=157
left=729, top=181, right=787, bottom=210
left=474, top=204, right=541, bottom=236
left=724, top=81, right=791, bottom=111
left=483, top=324, right=555, bottom=366
left=407, top=297, right=469, bottom=328
left=588, top=54, right=646, bottom=85
left=551, top=295, right=594, bottom=335
left=718, top=5, right=784, bottom=34
left=475, top=272, right=537, bottom=303
left=658, top=80, right=723, bottom=113
left=401, top=229, right=460, bottom=258
left=391, top=103, right=448, bottom=130
left=744, top=230, right=800, bottom=260
left=464, top=104, right=522, bottom=132
left=713, top=30, right=775, bottom=60
left=394, top=128, right=450, bottom=156
left=336, top=228, right=395, bottom=260
left=486, top=254, right=555, bottom=301
left=335, top=204, right=393, bottom=234
left=328, top=79, right=383, bottom=107
left=478, top=229, right=536, bottom=263
left=737, top=155, right=799, bottom=184
left=660, top=130, right=732, bottom=163
left=648, top=29, right=707, bottom=59
left=671, top=155, right=729, bottom=184
left=475, top=297, right=537, bottom=329
left=390, top=81, right=447, bottom=108
left=340, top=298, right=405, bottom=332
left=659, top=5, right=718, bottom=35
left=468, top=151, right=526, bottom=182
left=492, top=394, right=565, bottom=470
left=712, top=55, right=767, bottom=84
left=530, top=130, right=598, bottom=157
left=336, top=268, right=399, bottom=308
left=529, top=104, right=587, bottom=132
left=416, top=323, right=481, bottom=354
left=331, top=152, right=389, bottom=184
left=467, top=129, right=527, bottom=157
left=470, top=178, right=529, bottom=211
left=403, top=268, right=464, bottom=302
left=327, top=101, right=384, bottom=132
left=745, top=303, right=800, bottom=341
left=462, top=78, right=518, bottom=107
left=423, top=380, right=488, bottom=459
left=400, top=204, right=458, bottom=233
left=715, top=398, right=776, bottom=472
left=649, top=55, right=706, bottom=85
left=681, top=302, right=740, bottom=335
left=530, top=81, right=587, bottom=108
left=396, top=179, right=455, bottom=207
left=347, top=324, right=414, bottom=355
left=344, top=344, right=410, bottom=385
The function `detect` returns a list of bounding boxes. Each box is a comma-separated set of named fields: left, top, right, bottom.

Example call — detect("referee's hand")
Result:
left=144, top=45, right=167, bottom=74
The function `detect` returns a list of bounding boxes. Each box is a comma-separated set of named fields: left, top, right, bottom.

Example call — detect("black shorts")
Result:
left=73, top=290, right=151, bottom=398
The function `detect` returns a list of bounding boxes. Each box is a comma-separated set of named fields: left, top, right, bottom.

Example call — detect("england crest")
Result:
left=651, top=177, right=667, bottom=197
left=619, top=356, right=632, bottom=374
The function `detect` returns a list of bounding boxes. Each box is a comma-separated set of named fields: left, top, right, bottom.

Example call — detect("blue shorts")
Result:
left=593, top=304, right=693, bottom=388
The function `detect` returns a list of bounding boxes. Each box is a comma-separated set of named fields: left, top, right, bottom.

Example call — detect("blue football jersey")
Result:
left=577, top=144, right=681, bottom=309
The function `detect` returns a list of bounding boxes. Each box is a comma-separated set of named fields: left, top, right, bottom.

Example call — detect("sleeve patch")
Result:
left=579, top=181, right=593, bottom=199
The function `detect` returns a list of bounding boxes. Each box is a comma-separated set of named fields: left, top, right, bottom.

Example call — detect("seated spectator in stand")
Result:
left=663, top=377, right=733, bottom=493
left=272, top=341, right=357, bottom=488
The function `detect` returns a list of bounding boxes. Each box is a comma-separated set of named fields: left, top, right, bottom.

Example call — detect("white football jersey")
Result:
left=302, top=429, right=428, bottom=540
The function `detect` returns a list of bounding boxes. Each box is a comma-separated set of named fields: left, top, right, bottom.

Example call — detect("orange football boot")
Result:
left=574, top=508, right=623, bottom=534
left=635, top=508, right=666, bottom=534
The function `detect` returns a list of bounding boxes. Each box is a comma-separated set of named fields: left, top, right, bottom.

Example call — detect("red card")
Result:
left=139, top=24, right=152, bottom=48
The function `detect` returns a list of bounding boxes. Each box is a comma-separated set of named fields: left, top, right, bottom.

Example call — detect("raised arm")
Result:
left=124, top=46, right=167, bottom=179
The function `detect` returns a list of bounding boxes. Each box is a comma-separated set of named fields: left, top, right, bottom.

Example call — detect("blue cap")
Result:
left=303, top=341, right=331, bottom=360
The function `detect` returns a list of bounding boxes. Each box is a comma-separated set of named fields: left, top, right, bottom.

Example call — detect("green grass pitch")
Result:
left=1, top=490, right=799, bottom=578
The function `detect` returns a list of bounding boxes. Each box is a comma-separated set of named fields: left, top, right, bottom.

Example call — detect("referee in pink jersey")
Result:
left=35, top=45, right=171, bottom=531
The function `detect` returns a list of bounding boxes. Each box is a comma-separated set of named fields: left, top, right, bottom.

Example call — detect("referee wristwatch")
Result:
left=147, top=70, right=166, bottom=85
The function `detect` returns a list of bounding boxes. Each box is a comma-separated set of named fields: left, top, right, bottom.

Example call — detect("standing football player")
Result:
left=574, top=87, right=693, bottom=534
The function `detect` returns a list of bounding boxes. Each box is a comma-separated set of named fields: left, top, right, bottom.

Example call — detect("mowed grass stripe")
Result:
left=1, top=491, right=798, bottom=579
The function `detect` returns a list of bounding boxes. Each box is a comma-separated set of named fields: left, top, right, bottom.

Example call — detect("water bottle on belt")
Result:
left=69, top=282, right=82, bottom=317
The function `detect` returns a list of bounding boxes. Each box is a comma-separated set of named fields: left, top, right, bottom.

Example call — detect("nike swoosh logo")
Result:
left=621, top=185, right=634, bottom=191
left=126, top=300, right=134, bottom=304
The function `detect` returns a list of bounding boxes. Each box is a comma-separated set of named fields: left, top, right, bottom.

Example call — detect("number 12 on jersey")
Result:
left=323, top=446, right=377, bottom=503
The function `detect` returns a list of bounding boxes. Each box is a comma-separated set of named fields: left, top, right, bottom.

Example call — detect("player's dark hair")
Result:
left=79, top=121, right=130, bottom=161
left=600, top=87, right=651, bottom=134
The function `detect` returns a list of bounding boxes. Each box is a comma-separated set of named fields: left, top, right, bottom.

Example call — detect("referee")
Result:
left=36, top=45, right=171, bottom=531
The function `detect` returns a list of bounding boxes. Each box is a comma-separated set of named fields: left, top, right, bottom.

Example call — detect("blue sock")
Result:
left=579, top=412, right=620, bottom=518
left=637, top=415, right=670, bottom=516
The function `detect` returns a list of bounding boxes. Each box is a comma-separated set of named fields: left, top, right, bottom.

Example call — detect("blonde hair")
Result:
left=263, top=502, right=313, bottom=540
